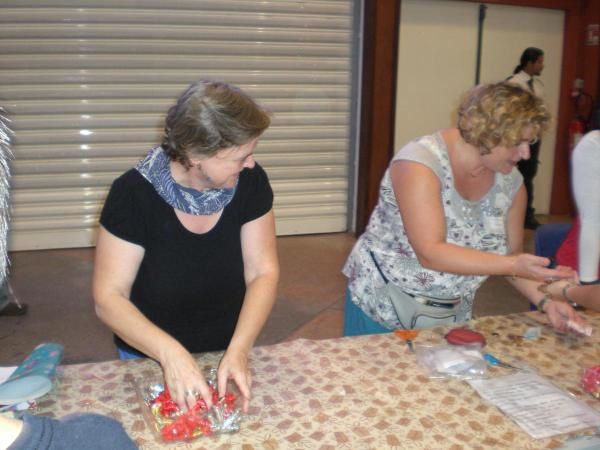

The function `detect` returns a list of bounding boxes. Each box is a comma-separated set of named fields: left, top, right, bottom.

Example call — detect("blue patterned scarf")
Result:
left=136, top=147, right=237, bottom=215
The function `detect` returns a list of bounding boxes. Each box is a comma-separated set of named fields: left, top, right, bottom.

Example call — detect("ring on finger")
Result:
left=185, top=389, right=199, bottom=398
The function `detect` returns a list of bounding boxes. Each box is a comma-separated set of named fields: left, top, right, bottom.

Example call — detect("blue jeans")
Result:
left=343, top=288, right=391, bottom=336
left=117, top=347, right=143, bottom=360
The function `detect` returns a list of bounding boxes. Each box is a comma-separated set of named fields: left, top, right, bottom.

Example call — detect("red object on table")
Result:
left=582, top=365, right=600, bottom=398
left=151, top=387, right=237, bottom=442
left=444, top=327, right=486, bottom=346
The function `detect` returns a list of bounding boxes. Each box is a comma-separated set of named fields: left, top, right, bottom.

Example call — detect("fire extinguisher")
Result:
left=569, top=117, right=585, bottom=150
left=570, top=78, right=593, bottom=150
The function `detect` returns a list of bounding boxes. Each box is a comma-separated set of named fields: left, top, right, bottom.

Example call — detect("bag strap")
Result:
left=369, top=250, right=389, bottom=284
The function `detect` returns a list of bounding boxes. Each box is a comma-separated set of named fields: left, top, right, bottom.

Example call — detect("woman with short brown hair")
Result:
left=93, top=80, right=279, bottom=413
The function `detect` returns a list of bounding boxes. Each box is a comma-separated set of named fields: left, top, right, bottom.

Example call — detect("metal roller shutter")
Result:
left=0, top=0, right=356, bottom=250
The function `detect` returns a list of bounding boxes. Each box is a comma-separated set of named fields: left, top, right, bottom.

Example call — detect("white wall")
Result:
left=395, top=0, right=564, bottom=214
left=395, top=0, right=477, bottom=149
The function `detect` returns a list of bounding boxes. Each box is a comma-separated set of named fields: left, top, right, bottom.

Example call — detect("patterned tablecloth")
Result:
left=37, top=310, right=600, bottom=449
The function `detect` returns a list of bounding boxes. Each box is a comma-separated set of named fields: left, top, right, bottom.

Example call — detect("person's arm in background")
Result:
left=217, top=209, right=279, bottom=412
left=390, top=160, right=571, bottom=280
left=572, top=132, right=600, bottom=283
left=504, top=186, right=586, bottom=331
left=93, top=227, right=212, bottom=411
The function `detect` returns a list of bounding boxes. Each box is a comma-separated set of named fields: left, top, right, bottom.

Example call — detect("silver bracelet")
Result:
left=537, top=295, right=552, bottom=314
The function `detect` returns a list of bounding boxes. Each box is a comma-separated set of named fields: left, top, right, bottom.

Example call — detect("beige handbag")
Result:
left=370, top=251, right=461, bottom=329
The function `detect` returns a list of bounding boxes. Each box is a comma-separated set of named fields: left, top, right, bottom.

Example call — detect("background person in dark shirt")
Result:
left=507, top=47, right=545, bottom=229
left=93, top=80, right=279, bottom=413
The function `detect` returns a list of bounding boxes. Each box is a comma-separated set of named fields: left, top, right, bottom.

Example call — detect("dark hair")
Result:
left=457, top=82, right=550, bottom=154
left=513, top=47, right=544, bottom=74
left=161, top=80, right=271, bottom=168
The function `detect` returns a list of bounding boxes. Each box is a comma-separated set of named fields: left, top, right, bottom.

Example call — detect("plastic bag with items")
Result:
left=415, top=344, right=487, bottom=380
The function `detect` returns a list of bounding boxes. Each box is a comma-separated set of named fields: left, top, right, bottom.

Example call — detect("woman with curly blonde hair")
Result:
left=343, top=82, right=587, bottom=335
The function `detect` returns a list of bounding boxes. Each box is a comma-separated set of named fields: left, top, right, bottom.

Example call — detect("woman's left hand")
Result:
left=217, top=348, right=252, bottom=413
left=512, top=255, right=577, bottom=281
left=544, top=300, right=588, bottom=334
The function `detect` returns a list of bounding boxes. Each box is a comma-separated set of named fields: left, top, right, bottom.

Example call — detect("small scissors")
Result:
left=483, top=353, right=522, bottom=370
left=394, top=329, right=419, bottom=353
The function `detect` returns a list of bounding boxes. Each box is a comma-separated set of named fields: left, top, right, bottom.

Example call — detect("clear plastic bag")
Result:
left=135, top=368, right=242, bottom=443
left=415, top=344, right=487, bottom=380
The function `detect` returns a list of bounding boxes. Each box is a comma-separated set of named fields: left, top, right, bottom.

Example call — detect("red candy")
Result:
left=582, top=365, right=600, bottom=398
left=161, top=413, right=212, bottom=442
left=224, top=393, right=236, bottom=409
left=154, top=389, right=179, bottom=417
left=150, top=387, right=237, bottom=442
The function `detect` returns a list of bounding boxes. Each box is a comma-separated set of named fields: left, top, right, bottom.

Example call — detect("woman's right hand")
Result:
left=160, top=345, right=213, bottom=411
left=512, top=254, right=577, bottom=282
left=544, top=299, right=588, bottom=334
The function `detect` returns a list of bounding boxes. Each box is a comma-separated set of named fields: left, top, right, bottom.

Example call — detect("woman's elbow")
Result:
left=413, top=249, right=441, bottom=271
left=270, top=263, right=280, bottom=284
left=93, top=293, right=110, bottom=322
left=92, top=284, right=122, bottom=323
left=258, top=266, right=280, bottom=287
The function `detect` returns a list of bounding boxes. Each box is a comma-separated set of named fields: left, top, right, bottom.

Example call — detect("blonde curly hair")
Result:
left=457, top=82, right=550, bottom=155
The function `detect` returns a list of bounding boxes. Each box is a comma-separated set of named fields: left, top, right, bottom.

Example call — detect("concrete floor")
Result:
left=0, top=219, right=560, bottom=366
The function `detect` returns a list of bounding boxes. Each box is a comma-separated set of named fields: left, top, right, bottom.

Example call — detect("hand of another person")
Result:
left=513, top=254, right=577, bottom=281
left=544, top=300, right=588, bottom=334
left=160, top=345, right=213, bottom=411
left=217, top=348, right=251, bottom=413
left=553, top=265, right=579, bottom=276
left=553, top=265, right=579, bottom=282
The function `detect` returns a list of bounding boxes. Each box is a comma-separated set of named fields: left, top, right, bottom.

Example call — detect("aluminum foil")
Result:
left=0, top=108, right=12, bottom=286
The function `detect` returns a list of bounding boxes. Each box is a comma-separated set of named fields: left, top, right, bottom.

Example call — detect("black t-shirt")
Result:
left=99, top=163, right=273, bottom=354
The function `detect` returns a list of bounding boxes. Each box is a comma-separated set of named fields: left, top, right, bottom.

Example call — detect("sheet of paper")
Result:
left=0, top=367, right=16, bottom=384
left=468, top=372, right=600, bottom=439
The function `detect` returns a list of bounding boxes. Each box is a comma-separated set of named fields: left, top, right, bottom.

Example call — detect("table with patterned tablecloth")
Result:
left=36, top=310, right=600, bottom=449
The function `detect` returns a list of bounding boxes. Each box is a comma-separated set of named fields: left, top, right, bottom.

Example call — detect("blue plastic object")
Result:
left=483, top=352, right=521, bottom=370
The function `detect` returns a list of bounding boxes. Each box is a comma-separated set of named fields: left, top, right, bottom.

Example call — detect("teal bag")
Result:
left=0, top=342, right=64, bottom=406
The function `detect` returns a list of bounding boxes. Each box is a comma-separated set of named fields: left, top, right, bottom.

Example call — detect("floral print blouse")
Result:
left=343, top=133, right=522, bottom=329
